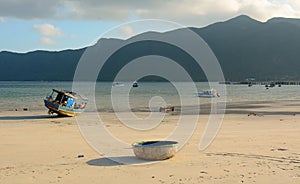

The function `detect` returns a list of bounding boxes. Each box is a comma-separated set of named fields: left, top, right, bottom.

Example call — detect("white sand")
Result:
left=1, top=101, right=300, bottom=184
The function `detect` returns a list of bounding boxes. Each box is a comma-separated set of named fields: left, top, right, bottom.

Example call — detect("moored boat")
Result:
left=112, top=82, right=124, bottom=87
left=44, top=89, right=88, bottom=117
left=197, top=89, right=220, bottom=98
left=132, top=81, right=138, bottom=87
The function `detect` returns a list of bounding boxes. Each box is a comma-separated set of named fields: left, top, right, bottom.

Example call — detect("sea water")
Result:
left=0, top=81, right=299, bottom=111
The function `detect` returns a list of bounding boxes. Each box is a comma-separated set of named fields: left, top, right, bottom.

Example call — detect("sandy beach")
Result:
left=1, top=100, right=300, bottom=184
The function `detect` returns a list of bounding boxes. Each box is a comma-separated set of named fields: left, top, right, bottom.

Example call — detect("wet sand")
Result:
left=0, top=101, right=300, bottom=183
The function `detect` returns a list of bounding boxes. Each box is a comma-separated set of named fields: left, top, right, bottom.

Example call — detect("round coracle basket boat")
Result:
left=132, top=140, right=178, bottom=160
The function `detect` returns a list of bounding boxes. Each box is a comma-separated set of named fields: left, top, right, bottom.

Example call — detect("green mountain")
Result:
left=194, top=15, right=300, bottom=81
left=1, top=15, right=300, bottom=81
left=0, top=49, right=85, bottom=81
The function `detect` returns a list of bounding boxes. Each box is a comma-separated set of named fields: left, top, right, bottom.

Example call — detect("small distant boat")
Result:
left=197, top=89, right=220, bottom=98
left=265, top=82, right=275, bottom=89
left=159, top=104, right=175, bottom=113
left=132, top=81, right=138, bottom=87
left=112, top=82, right=124, bottom=87
left=44, top=89, right=88, bottom=117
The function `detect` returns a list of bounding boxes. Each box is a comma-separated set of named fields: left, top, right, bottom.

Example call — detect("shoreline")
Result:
left=2, top=99, right=300, bottom=115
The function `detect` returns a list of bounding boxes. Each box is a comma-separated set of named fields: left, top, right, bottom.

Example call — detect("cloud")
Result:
left=287, top=0, right=300, bottom=9
left=1, top=0, right=300, bottom=26
left=33, top=23, right=63, bottom=37
left=121, top=25, right=134, bottom=37
left=0, top=17, right=4, bottom=22
left=103, top=25, right=135, bottom=39
left=40, top=37, right=55, bottom=45
left=0, top=0, right=63, bottom=20
left=237, top=0, right=300, bottom=21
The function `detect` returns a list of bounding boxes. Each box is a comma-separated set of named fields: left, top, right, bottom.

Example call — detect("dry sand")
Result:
left=0, top=101, right=300, bottom=184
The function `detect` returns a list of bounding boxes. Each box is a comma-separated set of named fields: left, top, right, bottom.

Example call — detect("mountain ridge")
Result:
left=1, top=15, right=300, bottom=81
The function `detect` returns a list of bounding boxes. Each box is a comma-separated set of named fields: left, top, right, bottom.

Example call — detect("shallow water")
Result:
left=0, top=81, right=299, bottom=111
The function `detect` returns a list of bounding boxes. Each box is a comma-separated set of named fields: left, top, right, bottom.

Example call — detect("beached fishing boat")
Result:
left=197, top=89, right=220, bottom=98
left=44, top=89, right=88, bottom=117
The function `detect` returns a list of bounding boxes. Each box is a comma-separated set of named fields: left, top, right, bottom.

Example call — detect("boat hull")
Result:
left=197, top=93, right=216, bottom=98
left=44, top=100, right=84, bottom=117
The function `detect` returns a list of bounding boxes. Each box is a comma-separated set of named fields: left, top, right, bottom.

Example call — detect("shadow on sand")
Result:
left=0, top=114, right=69, bottom=120
left=87, top=157, right=125, bottom=166
left=87, top=156, right=154, bottom=166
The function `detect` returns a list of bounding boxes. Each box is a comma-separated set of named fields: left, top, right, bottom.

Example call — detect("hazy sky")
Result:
left=1, top=0, right=300, bottom=52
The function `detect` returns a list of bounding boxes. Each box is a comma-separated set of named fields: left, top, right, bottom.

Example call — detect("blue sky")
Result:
left=0, top=19, right=118, bottom=52
left=1, top=0, right=300, bottom=53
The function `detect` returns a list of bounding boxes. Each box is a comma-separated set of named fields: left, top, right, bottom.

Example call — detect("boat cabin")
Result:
left=46, top=89, right=86, bottom=110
